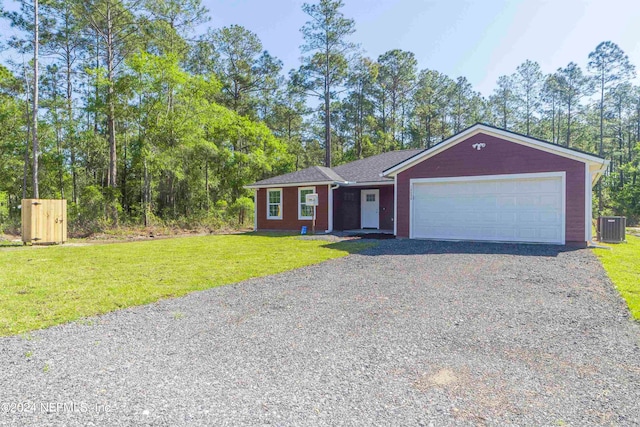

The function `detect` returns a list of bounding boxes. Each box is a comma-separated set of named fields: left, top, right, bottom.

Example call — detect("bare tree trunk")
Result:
left=22, top=63, right=31, bottom=201
left=324, top=85, right=331, bottom=167
left=52, top=75, right=64, bottom=199
left=205, top=158, right=210, bottom=212
left=106, top=5, right=117, bottom=189
left=32, top=0, right=40, bottom=199
left=65, top=29, right=77, bottom=204
left=324, top=41, right=331, bottom=168
left=23, top=105, right=30, bottom=201
left=94, top=31, right=99, bottom=134
left=597, top=74, right=605, bottom=216
left=122, top=133, right=127, bottom=212
left=143, top=159, right=150, bottom=227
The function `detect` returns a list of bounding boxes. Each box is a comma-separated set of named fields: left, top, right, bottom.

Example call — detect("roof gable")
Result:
left=382, top=124, right=608, bottom=177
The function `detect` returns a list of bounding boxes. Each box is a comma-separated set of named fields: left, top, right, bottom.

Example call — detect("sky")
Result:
left=1, top=0, right=639, bottom=96
left=202, top=0, right=640, bottom=96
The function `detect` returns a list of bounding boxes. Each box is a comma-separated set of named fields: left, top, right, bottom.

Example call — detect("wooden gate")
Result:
left=21, top=199, right=67, bottom=245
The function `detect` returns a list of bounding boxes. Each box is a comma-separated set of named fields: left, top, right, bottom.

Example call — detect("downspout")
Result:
left=253, top=188, right=258, bottom=232
left=590, top=159, right=610, bottom=243
left=327, top=183, right=340, bottom=233
left=393, top=174, right=398, bottom=236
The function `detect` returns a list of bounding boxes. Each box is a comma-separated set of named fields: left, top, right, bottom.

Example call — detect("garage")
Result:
left=410, top=173, right=565, bottom=244
left=382, top=124, right=609, bottom=246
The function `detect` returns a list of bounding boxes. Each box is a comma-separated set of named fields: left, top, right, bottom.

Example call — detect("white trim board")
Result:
left=585, top=164, right=592, bottom=243
left=383, top=124, right=608, bottom=178
left=297, top=186, right=316, bottom=220
left=266, top=188, right=283, bottom=220
left=340, top=181, right=395, bottom=187
left=327, top=184, right=334, bottom=233
left=393, top=175, right=398, bottom=236
left=409, top=172, right=566, bottom=245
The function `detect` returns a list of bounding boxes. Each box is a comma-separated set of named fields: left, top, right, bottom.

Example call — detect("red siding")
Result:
left=332, top=186, right=394, bottom=231
left=396, top=133, right=586, bottom=244
left=379, top=186, right=394, bottom=230
left=256, top=185, right=329, bottom=232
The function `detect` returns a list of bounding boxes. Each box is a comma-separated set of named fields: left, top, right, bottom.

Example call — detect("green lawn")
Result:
left=594, top=233, right=640, bottom=320
left=0, top=234, right=372, bottom=336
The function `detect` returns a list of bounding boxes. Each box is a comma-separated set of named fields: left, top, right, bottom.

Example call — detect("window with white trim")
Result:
left=266, top=189, right=282, bottom=220
left=298, top=186, right=315, bottom=220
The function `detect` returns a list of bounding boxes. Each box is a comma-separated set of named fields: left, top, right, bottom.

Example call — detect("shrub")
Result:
left=227, top=197, right=254, bottom=226
left=69, top=186, right=111, bottom=234
left=0, top=192, right=8, bottom=233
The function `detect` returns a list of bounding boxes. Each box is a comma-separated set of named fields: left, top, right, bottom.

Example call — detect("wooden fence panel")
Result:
left=21, top=199, right=67, bottom=245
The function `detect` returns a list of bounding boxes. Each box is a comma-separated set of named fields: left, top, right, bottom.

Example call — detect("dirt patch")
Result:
left=413, top=366, right=518, bottom=422
left=413, top=367, right=458, bottom=391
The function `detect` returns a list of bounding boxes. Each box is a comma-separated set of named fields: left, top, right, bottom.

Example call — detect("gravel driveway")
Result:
left=1, top=240, right=639, bottom=426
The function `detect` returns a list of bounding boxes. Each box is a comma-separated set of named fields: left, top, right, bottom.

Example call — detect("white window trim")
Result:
left=266, top=188, right=282, bottom=220
left=298, top=186, right=316, bottom=220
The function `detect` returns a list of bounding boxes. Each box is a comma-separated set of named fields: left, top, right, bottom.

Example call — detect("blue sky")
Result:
left=205, top=0, right=640, bottom=96
left=1, top=0, right=638, bottom=96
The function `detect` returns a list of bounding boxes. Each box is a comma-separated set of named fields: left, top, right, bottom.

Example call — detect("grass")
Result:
left=0, top=233, right=373, bottom=336
left=594, top=232, right=640, bottom=320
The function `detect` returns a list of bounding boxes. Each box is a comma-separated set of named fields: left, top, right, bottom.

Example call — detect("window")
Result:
left=366, top=193, right=376, bottom=202
left=267, top=189, right=282, bottom=220
left=298, top=186, right=316, bottom=220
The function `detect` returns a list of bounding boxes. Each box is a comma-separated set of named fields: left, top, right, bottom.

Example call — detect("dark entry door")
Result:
left=337, top=189, right=360, bottom=230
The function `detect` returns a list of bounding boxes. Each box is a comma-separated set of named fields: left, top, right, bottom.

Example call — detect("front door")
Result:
left=361, top=189, right=379, bottom=229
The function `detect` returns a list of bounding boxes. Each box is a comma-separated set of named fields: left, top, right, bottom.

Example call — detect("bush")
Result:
left=69, top=186, right=112, bottom=235
left=0, top=192, right=8, bottom=233
left=227, top=197, right=254, bottom=226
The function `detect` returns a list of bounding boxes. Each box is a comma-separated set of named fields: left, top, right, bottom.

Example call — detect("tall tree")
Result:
left=376, top=49, right=417, bottom=148
left=210, top=25, right=282, bottom=118
left=489, top=75, right=517, bottom=130
left=75, top=0, right=141, bottom=192
left=42, top=0, right=86, bottom=203
left=588, top=41, right=635, bottom=158
left=450, top=76, right=476, bottom=133
left=514, top=60, right=542, bottom=135
left=541, top=73, right=562, bottom=143
left=343, top=56, right=377, bottom=158
left=556, top=62, right=590, bottom=147
left=3, top=1, right=49, bottom=199
left=412, top=69, right=453, bottom=147
left=143, top=0, right=208, bottom=57
left=297, top=0, right=355, bottom=167
left=269, top=78, right=310, bottom=169
left=32, top=0, right=40, bottom=198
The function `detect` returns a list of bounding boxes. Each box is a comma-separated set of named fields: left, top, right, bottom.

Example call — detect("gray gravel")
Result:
left=1, top=240, right=639, bottom=426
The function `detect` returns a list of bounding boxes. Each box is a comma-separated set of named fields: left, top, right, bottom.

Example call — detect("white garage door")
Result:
left=411, top=173, right=565, bottom=244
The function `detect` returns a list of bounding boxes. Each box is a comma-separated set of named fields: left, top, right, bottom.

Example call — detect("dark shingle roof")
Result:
left=333, top=149, right=423, bottom=183
left=247, top=149, right=424, bottom=187
left=248, top=166, right=346, bottom=186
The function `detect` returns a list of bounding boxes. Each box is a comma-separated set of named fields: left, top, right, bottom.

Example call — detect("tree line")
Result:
left=0, top=0, right=638, bottom=235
